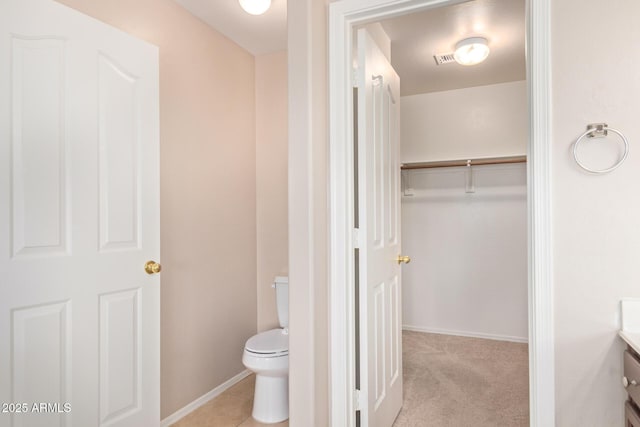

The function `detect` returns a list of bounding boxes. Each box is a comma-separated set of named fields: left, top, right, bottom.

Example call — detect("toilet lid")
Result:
left=245, top=328, right=289, bottom=355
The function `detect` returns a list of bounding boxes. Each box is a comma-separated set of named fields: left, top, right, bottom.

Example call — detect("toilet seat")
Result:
left=245, top=328, right=288, bottom=358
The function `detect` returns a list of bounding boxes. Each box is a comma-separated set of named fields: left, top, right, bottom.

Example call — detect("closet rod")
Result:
left=401, top=155, right=527, bottom=170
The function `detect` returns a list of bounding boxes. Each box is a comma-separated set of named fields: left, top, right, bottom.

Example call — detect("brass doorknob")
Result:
left=144, top=260, right=162, bottom=275
left=397, top=255, right=411, bottom=264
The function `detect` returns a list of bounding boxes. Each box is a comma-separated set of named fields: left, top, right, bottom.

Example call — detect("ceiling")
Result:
left=173, top=0, right=287, bottom=55
left=379, top=0, right=526, bottom=96
left=173, top=0, right=524, bottom=94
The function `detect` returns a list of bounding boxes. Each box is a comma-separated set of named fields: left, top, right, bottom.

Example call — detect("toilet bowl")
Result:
left=242, top=328, right=289, bottom=423
left=243, top=277, right=289, bottom=423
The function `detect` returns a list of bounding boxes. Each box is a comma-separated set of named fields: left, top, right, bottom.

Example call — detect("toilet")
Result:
left=242, top=276, right=289, bottom=423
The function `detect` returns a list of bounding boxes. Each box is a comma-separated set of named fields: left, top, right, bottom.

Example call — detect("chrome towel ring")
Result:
left=573, top=123, right=629, bottom=174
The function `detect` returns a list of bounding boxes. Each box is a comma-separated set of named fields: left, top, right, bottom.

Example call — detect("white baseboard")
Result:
left=402, top=325, right=528, bottom=344
left=160, top=369, right=252, bottom=427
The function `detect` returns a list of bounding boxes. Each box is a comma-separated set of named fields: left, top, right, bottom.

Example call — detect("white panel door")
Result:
left=357, top=29, right=403, bottom=427
left=0, top=0, right=160, bottom=426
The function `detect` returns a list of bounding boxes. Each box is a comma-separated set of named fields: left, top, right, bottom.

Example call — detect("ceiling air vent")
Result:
left=433, top=53, right=456, bottom=65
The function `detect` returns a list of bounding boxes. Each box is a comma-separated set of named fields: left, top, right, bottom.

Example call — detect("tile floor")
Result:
left=170, top=375, right=288, bottom=427
left=172, top=331, right=528, bottom=426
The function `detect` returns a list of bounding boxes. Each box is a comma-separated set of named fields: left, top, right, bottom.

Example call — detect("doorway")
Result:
left=329, top=0, right=553, bottom=426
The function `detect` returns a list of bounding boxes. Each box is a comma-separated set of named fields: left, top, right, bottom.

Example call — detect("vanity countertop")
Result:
left=619, top=330, right=640, bottom=355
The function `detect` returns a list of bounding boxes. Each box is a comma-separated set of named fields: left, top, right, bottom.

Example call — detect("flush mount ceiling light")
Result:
left=453, top=37, right=490, bottom=66
left=238, top=0, right=271, bottom=15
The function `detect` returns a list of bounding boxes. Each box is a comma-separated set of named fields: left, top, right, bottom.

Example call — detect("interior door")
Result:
left=356, top=28, right=403, bottom=427
left=0, top=0, right=160, bottom=426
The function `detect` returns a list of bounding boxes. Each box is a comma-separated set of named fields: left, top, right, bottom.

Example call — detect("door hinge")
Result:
left=352, top=68, right=359, bottom=88
left=354, top=388, right=362, bottom=411
left=353, top=228, right=361, bottom=249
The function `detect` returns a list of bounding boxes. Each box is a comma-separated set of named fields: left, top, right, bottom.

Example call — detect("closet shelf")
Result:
left=401, top=155, right=527, bottom=170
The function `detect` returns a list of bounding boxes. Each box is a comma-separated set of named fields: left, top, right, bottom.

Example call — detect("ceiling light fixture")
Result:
left=453, top=37, right=490, bottom=66
left=238, top=0, right=271, bottom=15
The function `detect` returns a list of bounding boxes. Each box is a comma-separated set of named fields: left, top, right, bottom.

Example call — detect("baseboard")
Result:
left=160, top=369, right=252, bottom=427
left=402, top=325, right=528, bottom=343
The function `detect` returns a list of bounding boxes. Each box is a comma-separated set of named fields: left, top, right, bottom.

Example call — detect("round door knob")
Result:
left=623, top=376, right=637, bottom=388
left=144, top=260, right=162, bottom=275
left=397, top=255, right=411, bottom=264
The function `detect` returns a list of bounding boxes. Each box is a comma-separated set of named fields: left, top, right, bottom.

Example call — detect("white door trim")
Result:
left=328, top=0, right=553, bottom=426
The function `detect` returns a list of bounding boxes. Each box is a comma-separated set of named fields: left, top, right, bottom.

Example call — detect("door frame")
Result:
left=328, top=0, right=553, bottom=426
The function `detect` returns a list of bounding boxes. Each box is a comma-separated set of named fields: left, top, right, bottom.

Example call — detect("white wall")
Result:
left=401, top=81, right=528, bottom=342
left=552, top=1, right=640, bottom=425
left=402, top=164, right=528, bottom=341
left=288, top=0, right=329, bottom=425
left=401, top=81, right=527, bottom=163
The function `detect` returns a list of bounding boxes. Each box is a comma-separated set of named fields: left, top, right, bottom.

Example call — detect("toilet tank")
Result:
left=273, top=276, right=289, bottom=328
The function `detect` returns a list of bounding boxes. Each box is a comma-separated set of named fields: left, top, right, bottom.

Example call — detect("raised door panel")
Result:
left=11, top=37, right=68, bottom=258
left=12, top=301, right=71, bottom=427
left=387, top=89, right=398, bottom=246
left=372, top=76, right=384, bottom=248
left=388, top=276, right=400, bottom=387
left=373, top=281, right=386, bottom=410
left=98, top=54, right=141, bottom=252
left=99, top=289, right=141, bottom=426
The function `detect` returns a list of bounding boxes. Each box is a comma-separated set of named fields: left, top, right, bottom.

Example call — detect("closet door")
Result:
left=356, top=28, right=403, bottom=427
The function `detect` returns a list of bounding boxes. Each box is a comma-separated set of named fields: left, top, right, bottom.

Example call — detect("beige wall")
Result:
left=552, top=0, right=640, bottom=424
left=400, top=81, right=528, bottom=163
left=55, top=0, right=257, bottom=419
left=256, top=51, right=289, bottom=332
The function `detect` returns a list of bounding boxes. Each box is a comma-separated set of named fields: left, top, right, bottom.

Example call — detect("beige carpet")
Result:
left=393, top=330, right=529, bottom=427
